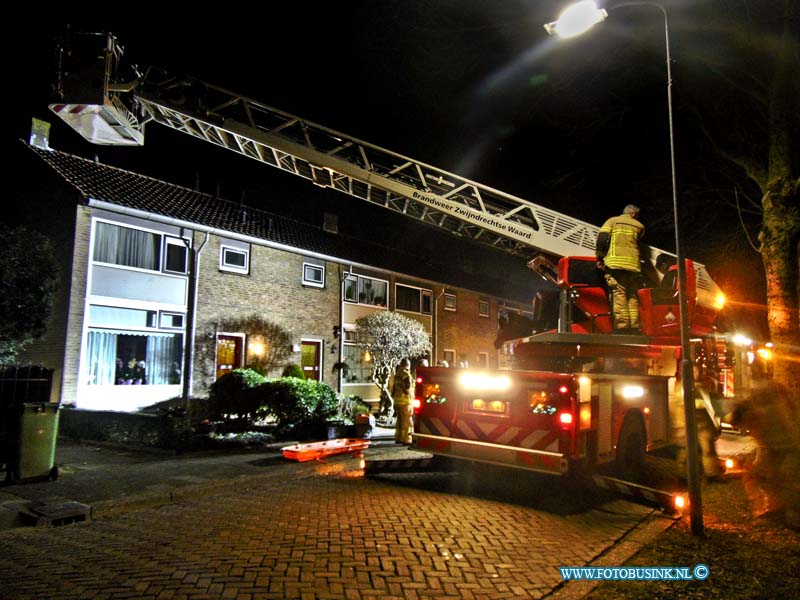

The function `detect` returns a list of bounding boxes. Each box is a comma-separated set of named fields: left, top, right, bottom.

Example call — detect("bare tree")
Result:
left=686, top=1, right=800, bottom=393
left=354, top=311, right=431, bottom=419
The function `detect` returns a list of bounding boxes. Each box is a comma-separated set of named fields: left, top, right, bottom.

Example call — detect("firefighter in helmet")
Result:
left=392, top=358, right=413, bottom=445
left=595, top=204, right=646, bottom=332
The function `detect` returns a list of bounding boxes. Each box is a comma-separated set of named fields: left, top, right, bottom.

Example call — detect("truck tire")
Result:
left=615, top=415, right=646, bottom=482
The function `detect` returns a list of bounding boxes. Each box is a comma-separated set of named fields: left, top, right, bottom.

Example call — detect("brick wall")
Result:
left=192, top=234, right=341, bottom=394
left=435, top=287, right=531, bottom=369
left=60, top=206, right=92, bottom=404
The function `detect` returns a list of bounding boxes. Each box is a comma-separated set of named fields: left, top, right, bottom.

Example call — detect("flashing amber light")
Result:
left=757, top=348, right=773, bottom=361
left=714, top=293, right=726, bottom=310
left=674, top=495, right=686, bottom=510
left=558, top=412, right=573, bottom=425
left=725, top=458, right=735, bottom=470
left=643, top=406, right=651, bottom=415
left=558, top=385, right=569, bottom=394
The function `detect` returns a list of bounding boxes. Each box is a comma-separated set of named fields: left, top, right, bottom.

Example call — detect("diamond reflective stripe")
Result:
left=517, top=430, right=560, bottom=452
left=418, top=417, right=448, bottom=436
left=453, top=419, right=559, bottom=451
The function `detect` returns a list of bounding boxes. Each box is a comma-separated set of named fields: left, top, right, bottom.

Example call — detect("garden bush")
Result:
left=208, top=368, right=266, bottom=423
left=281, top=364, right=306, bottom=379
left=256, top=377, right=337, bottom=435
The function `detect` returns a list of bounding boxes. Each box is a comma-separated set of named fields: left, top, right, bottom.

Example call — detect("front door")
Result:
left=301, top=340, right=321, bottom=381
left=216, top=335, right=243, bottom=379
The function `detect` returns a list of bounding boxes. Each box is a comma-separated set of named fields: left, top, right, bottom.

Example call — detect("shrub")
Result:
left=208, top=368, right=267, bottom=422
left=281, top=364, right=306, bottom=379
left=337, top=394, right=371, bottom=424
left=256, top=377, right=337, bottom=433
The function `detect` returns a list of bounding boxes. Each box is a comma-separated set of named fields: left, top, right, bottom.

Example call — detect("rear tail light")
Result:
left=558, top=411, right=573, bottom=426
left=412, top=398, right=422, bottom=413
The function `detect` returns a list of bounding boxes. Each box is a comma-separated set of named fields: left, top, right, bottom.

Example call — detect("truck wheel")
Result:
left=616, top=418, right=646, bottom=482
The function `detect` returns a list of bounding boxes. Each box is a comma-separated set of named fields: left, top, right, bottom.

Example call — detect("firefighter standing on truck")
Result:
left=595, top=205, right=645, bottom=332
left=392, top=358, right=413, bottom=445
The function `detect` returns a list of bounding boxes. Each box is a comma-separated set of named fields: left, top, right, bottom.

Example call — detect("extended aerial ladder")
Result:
left=48, top=31, right=723, bottom=320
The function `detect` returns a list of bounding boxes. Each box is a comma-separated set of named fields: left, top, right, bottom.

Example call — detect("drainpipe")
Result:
left=336, top=264, right=352, bottom=393
left=182, top=231, right=209, bottom=409
left=433, top=288, right=445, bottom=364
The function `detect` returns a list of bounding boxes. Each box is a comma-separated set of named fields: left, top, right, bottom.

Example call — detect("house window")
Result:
left=88, top=305, right=157, bottom=329
left=83, top=329, right=183, bottom=386
left=159, top=312, right=185, bottom=329
left=302, top=263, right=325, bottom=288
left=341, top=344, right=372, bottom=383
left=396, top=284, right=432, bottom=315
left=93, top=221, right=191, bottom=276
left=443, top=349, right=456, bottom=367
left=94, top=222, right=162, bottom=271
left=444, top=293, right=457, bottom=312
left=344, top=275, right=388, bottom=307
left=164, top=237, right=188, bottom=274
left=477, top=352, right=489, bottom=368
left=479, top=300, right=490, bottom=318
left=220, top=245, right=249, bottom=274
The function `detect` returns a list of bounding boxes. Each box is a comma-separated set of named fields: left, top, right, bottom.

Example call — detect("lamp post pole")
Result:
left=546, top=1, right=704, bottom=535
left=653, top=1, right=704, bottom=537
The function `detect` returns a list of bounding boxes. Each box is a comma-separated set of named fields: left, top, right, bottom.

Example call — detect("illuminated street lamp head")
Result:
left=544, top=1, right=609, bottom=38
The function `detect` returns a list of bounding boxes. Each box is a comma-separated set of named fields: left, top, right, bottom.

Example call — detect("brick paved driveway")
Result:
left=0, top=454, right=662, bottom=600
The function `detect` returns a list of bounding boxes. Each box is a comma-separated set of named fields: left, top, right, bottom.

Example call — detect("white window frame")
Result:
left=163, top=237, right=189, bottom=275
left=159, top=311, right=185, bottom=330
left=92, top=218, right=190, bottom=277
left=343, top=274, right=389, bottom=308
left=395, top=283, right=433, bottom=315
left=302, top=262, right=325, bottom=288
left=479, top=300, right=490, bottom=318
left=444, top=293, right=457, bottom=312
left=220, top=245, right=250, bottom=274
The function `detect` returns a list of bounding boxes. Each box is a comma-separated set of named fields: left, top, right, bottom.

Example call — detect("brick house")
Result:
left=17, top=143, right=538, bottom=412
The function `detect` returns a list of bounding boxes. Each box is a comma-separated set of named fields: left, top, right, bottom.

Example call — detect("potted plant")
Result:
left=352, top=400, right=375, bottom=438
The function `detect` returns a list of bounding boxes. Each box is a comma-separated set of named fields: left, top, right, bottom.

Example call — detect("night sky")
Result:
left=14, top=1, right=792, bottom=337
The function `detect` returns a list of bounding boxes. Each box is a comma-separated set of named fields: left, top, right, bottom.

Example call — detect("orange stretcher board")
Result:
left=281, top=438, right=371, bottom=462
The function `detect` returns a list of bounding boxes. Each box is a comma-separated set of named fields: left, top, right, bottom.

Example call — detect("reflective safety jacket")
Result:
left=595, top=214, right=645, bottom=272
left=391, top=367, right=413, bottom=406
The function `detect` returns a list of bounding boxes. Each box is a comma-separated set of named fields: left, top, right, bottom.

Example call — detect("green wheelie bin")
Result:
left=5, top=403, right=61, bottom=482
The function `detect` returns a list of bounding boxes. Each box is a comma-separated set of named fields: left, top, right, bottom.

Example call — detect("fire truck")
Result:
left=48, top=32, right=731, bottom=506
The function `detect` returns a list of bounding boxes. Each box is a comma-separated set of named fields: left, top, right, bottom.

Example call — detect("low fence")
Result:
left=59, top=408, right=192, bottom=449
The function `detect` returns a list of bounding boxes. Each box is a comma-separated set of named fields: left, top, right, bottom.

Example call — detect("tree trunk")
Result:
left=759, top=183, right=800, bottom=394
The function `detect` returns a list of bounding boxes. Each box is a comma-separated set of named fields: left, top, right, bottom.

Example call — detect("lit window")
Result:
left=94, top=222, right=161, bottom=271
left=343, top=275, right=388, bottom=307
left=342, top=344, right=372, bottom=383
left=479, top=300, right=490, bottom=318
left=220, top=245, right=249, bottom=274
left=444, top=293, right=457, bottom=312
left=303, top=263, right=325, bottom=288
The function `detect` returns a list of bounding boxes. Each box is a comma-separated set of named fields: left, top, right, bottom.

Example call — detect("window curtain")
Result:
left=85, top=330, right=118, bottom=385
left=146, top=334, right=181, bottom=385
left=94, top=222, right=160, bottom=270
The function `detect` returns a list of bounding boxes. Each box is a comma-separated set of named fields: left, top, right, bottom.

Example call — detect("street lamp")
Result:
left=546, top=0, right=705, bottom=536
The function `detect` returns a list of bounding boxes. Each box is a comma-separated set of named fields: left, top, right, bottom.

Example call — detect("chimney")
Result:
left=323, top=212, right=338, bottom=234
